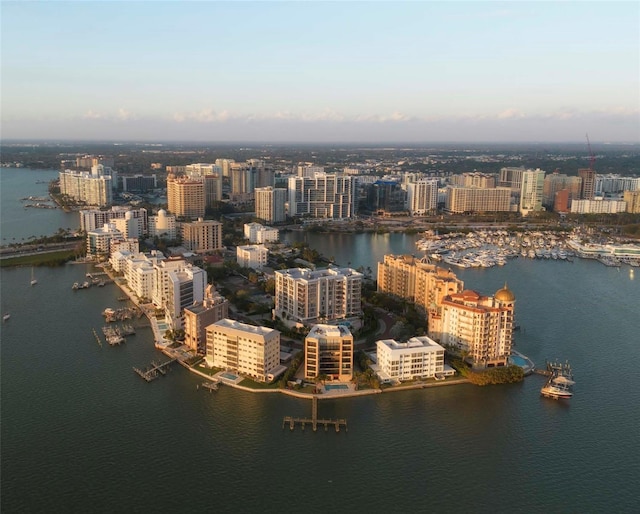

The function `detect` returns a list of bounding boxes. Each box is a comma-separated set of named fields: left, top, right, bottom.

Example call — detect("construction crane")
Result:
left=586, top=133, right=596, bottom=171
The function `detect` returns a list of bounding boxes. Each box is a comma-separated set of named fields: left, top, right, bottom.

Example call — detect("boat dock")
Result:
left=283, top=396, right=348, bottom=433
left=133, top=358, right=177, bottom=382
left=197, top=381, right=219, bottom=392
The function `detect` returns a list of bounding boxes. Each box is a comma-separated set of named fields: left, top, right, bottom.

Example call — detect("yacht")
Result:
left=541, top=362, right=574, bottom=400
left=3, top=313, right=10, bottom=322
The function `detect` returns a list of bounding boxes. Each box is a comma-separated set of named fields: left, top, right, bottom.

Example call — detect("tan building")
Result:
left=377, top=255, right=464, bottom=322
left=167, top=175, right=205, bottom=219
left=543, top=173, right=582, bottom=209
left=451, top=172, right=496, bottom=189
left=304, top=324, right=353, bottom=381
left=183, top=285, right=229, bottom=353
left=439, top=285, right=516, bottom=369
left=578, top=168, right=596, bottom=200
left=180, top=218, right=223, bottom=253
left=624, top=190, right=640, bottom=213
left=205, top=319, right=282, bottom=383
left=445, top=186, right=512, bottom=213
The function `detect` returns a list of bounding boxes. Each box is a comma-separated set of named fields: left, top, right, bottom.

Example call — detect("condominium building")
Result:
left=376, top=336, right=452, bottom=383
left=543, top=173, right=582, bottom=209
left=180, top=218, right=224, bottom=253
left=623, top=191, right=640, bottom=213
left=304, top=324, right=353, bottom=381
left=376, top=255, right=464, bottom=322
left=274, top=267, right=363, bottom=325
left=59, top=169, right=113, bottom=207
left=578, top=168, right=596, bottom=200
left=445, top=186, right=512, bottom=213
left=244, top=222, right=279, bottom=244
left=110, top=250, right=165, bottom=301
left=148, top=209, right=177, bottom=240
left=236, top=245, right=268, bottom=270
left=450, top=173, right=496, bottom=189
left=86, top=223, right=124, bottom=258
left=498, top=167, right=525, bottom=190
left=297, top=163, right=324, bottom=178
left=519, top=169, right=546, bottom=216
left=439, top=285, right=516, bottom=369
left=152, top=257, right=207, bottom=329
left=205, top=319, right=282, bottom=383
left=570, top=199, right=627, bottom=214
left=167, top=175, right=205, bottom=219
left=79, top=206, right=148, bottom=234
left=255, top=186, right=287, bottom=223
left=288, top=174, right=356, bottom=219
left=596, top=174, right=640, bottom=195
left=406, top=179, right=439, bottom=215
left=183, top=284, right=229, bottom=353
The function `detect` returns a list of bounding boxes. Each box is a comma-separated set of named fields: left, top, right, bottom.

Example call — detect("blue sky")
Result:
left=1, top=1, right=638, bottom=142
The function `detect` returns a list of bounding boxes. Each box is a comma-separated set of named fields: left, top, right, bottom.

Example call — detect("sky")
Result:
left=1, top=1, right=639, bottom=143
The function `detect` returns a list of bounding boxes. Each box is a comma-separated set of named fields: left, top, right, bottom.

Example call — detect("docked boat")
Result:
left=541, top=361, right=575, bottom=400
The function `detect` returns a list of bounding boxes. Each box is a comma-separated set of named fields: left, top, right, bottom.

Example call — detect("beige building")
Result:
left=377, top=255, right=464, bottom=320
left=623, top=190, right=640, bottom=213
left=450, top=172, right=496, bottom=189
left=445, top=186, right=512, bottom=213
left=304, top=324, right=353, bottom=381
left=167, top=175, right=205, bottom=219
left=183, top=285, right=229, bottom=353
left=181, top=218, right=223, bottom=253
left=236, top=244, right=268, bottom=270
left=205, top=319, right=282, bottom=383
left=376, top=336, right=452, bottom=383
left=59, top=169, right=113, bottom=207
left=439, top=285, right=516, bottom=369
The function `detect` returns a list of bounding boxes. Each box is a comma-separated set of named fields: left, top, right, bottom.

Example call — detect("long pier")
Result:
left=283, top=396, right=348, bottom=433
left=133, top=358, right=177, bottom=382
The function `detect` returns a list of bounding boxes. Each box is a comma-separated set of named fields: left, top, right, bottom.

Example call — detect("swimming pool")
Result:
left=509, top=354, right=527, bottom=367
left=325, top=384, right=348, bottom=390
left=221, top=372, right=238, bottom=381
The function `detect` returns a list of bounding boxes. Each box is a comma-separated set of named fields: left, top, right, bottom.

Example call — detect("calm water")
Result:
left=2, top=177, right=640, bottom=513
left=0, top=167, right=79, bottom=241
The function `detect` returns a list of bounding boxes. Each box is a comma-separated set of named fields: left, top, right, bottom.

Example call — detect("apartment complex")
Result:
left=79, top=206, right=147, bottom=234
left=543, top=173, right=582, bottom=209
left=519, top=169, right=546, bottom=216
left=406, top=178, right=439, bottom=215
left=148, top=209, right=177, bottom=240
left=439, top=286, right=516, bottom=368
left=236, top=245, right=268, bottom=270
left=570, top=199, right=627, bottom=214
left=255, top=186, right=287, bottom=223
left=167, top=175, right=205, bottom=219
left=274, top=267, right=363, bottom=325
left=444, top=186, right=512, bottom=213
left=183, top=284, right=229, bottom=353
left=244, top=222, right=279, bottom=243
left=376, top=336, right=452, bottom=383
left=205, top=319, right=282, bottom=383
left=181, top=218, right=224, bottom=253
left=623, top=191, right=640, bottom=213
left=304, top=324, right=353, bottom=381
left=59, top=169, right=113, bottom=207
left=288, top=174, right=356, bottom=219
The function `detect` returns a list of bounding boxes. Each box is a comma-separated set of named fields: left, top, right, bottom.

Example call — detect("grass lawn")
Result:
left=238, top=378, right=280, bottom=389
left=0, top=250, right=77, bottom=267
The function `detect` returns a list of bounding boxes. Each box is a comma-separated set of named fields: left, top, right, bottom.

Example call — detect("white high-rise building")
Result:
left=288, top=174, right=356, bottom=219
left=86, top=223, right=123, bottom=258
left=244, top=222, right=278, bottom=244
left=79, top=206, right=147, bottom=234
left=148, top=209, right=177, bottom=240
left=60, top=170, right=113, bottom=207
left=236, top=245, right=268, bottom=270
left=519, top=169, right=546, bottom=216
left=274, top=267, right=363, bottom=325
left=407, top=179, right=439, bottom=215
left=376, top=336, right=452, bottom=383
left=255, top=186, right=287, bottom=223
left=205, top=319, right=282, bottom=382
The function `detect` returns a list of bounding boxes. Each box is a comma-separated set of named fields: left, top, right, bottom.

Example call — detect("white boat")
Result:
left=30, top=267, right=38, bottom=286
left=541, top=362, right=574, bottom=400
left=3, top=313, right=10, bottom=322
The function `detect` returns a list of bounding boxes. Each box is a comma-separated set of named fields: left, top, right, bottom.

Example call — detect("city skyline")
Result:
left=2, top=1, right=638, bottom=143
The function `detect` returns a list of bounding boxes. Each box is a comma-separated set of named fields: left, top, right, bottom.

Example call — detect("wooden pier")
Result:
left=92, top=328, right=103, bottom=348
left=283, top=396, right=347, bottom=433
left=133, top=358, right=176, bottom=382
left=197, top=381, right=219, bottom=392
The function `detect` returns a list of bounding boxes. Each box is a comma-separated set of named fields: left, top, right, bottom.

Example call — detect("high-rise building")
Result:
left=498, top=167, right=525, bottom=190
left=578, top=168, right=596, bottom=200
left=519, top=169, right=546, bottom=216
left=304, top=324, right=353, bottom=381
left=439, top=285, right=516, bottom=369
left=451, top=173, right=495, bottom=189
left=183, top=285, right=229, bottom=353
left=180, top=218, right=223, bottom=253
left=255, top=186, right=287, bottom=223
left=167, top=175, right=205, bottom=219
left=205, top=319, right=282, bottom=382
left=288, top=174, right=356, bottom=219
left=543, top=173, right=582, bottom=209
left=79, top=206, right=147, bottom=234
left=148, top=209, right=177, bottom=240
left=236, top=244, right=268, bottom=269
left=406, top=179, right=439, bottom=215
left=445, top=186, right=512, bottom=213
left=274, top=267, right=363, bottom=325
left=623, top=191, right=640, bottom=213
left=59, top=169, right=113, bottom=207
left=86, top=223, right=124, bottom=258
